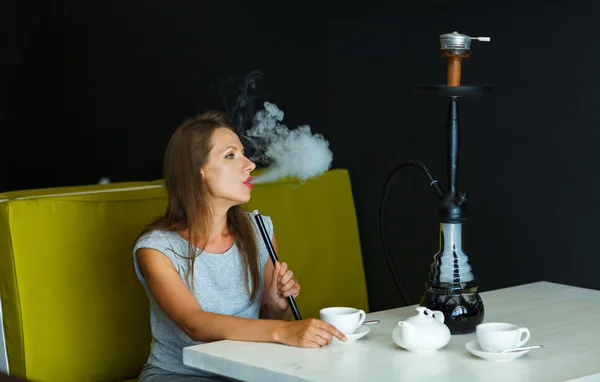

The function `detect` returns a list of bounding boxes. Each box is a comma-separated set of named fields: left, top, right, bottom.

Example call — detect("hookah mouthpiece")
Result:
left=439, top=31, right=490, bottom=87
left=250, top=209, right=302, bottom=321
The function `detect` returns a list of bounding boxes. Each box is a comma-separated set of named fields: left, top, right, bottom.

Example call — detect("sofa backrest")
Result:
left=0, top=181, right=165, bottom=381
left=0, top=169, right=368, bottom=381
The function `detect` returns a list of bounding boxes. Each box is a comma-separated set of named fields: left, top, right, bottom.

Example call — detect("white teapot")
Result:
left=392, top=306, right=451, bottom=353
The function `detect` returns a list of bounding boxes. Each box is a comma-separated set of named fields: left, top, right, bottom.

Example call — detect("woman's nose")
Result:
left=245, top=158, right=256, bottom=172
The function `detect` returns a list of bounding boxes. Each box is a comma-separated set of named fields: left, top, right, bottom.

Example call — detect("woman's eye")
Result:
left=225, top=153, right=234, bottom=159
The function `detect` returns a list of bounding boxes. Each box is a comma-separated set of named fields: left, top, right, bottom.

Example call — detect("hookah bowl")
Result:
left=414, top=32, right=492, bottom=334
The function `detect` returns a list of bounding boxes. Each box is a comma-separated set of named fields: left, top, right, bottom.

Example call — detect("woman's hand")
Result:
left=266, top=261, right=300, bottom=312
left=276, top=318, right=347, bottom=347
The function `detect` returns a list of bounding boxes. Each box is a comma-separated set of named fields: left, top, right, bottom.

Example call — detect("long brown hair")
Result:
left=139, top=110, right=261, bottom=302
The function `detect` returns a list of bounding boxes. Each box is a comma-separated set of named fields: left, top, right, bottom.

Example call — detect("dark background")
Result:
left=2, top=0, right=598, bottom=312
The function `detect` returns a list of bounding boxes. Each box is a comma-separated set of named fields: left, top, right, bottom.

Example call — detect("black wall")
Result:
left=3, top=0, right=599, bottom=312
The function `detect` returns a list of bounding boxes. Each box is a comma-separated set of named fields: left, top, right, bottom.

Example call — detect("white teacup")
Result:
left=320, top=307, right=366, bottom=335
left=476, top=322, right=531, bottom=353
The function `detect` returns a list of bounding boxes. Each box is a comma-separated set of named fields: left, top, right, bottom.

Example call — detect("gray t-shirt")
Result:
left=133, top=213, right=273, bottom=377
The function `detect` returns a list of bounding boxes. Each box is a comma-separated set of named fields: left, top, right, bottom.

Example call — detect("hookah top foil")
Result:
left=414, top=31, right=493, bottom=97
left=439, top=31, right=490, bottom=52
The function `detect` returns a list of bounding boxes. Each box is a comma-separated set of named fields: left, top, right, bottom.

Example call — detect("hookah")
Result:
left=379, top=32, right=492, bottom=334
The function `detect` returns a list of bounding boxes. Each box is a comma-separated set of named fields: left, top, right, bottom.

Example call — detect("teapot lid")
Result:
left=406, top=306, right=445, bottom=324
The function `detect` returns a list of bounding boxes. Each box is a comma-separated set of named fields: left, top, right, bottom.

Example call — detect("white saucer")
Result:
left=465, top=340, right=531, bottom=362
left=333, top=325, right=370, bottom=344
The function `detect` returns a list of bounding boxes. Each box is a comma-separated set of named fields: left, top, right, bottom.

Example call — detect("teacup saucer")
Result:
left=333, top=326, right=370, bottom=344
left=465, top=340, right=531, bottom=362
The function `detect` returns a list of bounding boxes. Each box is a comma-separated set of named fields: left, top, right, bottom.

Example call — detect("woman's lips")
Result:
left=243, top=177, right=253, bottom=189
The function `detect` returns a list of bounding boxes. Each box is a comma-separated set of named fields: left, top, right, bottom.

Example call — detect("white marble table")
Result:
left=183, top=282, right=600, bottom=382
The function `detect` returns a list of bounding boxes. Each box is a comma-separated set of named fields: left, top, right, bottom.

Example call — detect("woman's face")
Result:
left=201, top=127, right=256, bottom=208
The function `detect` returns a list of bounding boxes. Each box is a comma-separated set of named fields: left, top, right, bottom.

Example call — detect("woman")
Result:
left=133, top=111, right=346, bottom=381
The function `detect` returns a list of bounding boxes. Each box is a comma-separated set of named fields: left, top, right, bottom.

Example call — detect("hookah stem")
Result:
left=252, top=211, right=302, bottom=321
left=378, top=160, right=444, bottom=306
left=448, top=97, right=459, bottom=195
left=445, top=47, right=464, bottom=197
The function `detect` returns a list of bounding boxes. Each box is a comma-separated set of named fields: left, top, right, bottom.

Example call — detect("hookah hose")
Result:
left=378, top=160, right=444, bottom=307
left=251, top=210, right=302, bottom=320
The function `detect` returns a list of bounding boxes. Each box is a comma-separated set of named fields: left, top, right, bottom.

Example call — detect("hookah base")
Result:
left=420, top=288, right=485, bottom=334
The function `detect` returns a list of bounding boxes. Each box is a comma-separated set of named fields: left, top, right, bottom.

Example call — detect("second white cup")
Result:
left=476, top=322, right=531, bottom=353
left=320, top=307, right=366, bottom=335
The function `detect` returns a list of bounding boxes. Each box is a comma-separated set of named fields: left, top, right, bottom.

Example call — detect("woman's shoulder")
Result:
left=137, top=228, right=177, bottom=241
left=134, top=229, right=183, bottom=254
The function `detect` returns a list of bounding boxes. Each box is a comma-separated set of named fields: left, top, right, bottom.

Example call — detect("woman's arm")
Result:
left=136, top=247, right=344, bottom=347
left=136, top=247, right=284, bottom=343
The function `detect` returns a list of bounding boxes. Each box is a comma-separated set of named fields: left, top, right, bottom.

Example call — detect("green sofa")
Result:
left=0, top=169, right=369, bottom=381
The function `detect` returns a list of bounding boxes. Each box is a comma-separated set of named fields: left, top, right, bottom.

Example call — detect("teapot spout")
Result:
left=393, top=320, right=415, bottom=345
left=398, top=320, right=415, bottom=333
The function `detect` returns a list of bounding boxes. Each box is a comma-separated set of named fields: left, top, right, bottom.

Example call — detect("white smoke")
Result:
left=244, top=102, right=333, bottom=184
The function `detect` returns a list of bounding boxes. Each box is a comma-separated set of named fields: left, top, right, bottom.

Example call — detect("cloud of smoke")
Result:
left=247, top=102, right=333, bottom=184
left=216, top=71, right=333, bottom=184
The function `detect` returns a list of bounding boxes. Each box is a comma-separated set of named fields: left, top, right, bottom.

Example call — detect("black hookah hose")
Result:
left=252, top=210, right=302, bottom=320
left=378, top=159, right=444, bottom=307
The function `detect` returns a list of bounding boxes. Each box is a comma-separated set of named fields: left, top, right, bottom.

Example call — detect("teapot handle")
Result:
left=425, top=309, right=445, bottom=323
